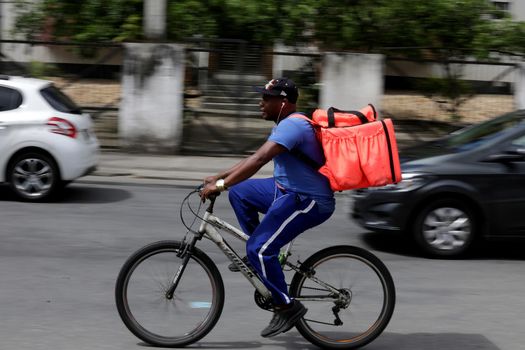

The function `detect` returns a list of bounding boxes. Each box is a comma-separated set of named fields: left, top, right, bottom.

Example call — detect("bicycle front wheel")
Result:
left=115, top=240, right=224, bottom=347
left=289, top=245, right=395, bottom=349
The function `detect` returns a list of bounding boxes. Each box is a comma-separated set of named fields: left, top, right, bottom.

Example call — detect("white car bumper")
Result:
left=54, top=135, right=99, bottom=180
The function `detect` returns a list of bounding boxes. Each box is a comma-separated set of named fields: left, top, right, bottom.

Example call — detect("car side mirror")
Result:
left=484, top=149, right=525, bottom=163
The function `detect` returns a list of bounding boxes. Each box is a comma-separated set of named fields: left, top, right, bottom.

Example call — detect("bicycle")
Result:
left=115, top=187, right=396, bottom=349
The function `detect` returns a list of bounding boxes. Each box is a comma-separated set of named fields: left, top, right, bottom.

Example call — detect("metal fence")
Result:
left=180, top=39, right=321, bottom=155
left=1, top=39, right=521, bottom=154
left=382, top=56, right=518, bottom=125
left=0, top=39, right=320, bottom=154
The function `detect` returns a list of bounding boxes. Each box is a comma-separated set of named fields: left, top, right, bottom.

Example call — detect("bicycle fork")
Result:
left=165, top=235, right=200, bottom=300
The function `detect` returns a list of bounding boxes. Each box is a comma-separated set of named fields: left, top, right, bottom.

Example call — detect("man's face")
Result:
left=259, top=94, right=284, bottom=121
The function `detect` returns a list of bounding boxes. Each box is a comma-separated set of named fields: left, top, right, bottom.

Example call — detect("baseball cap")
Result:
left=254, top=77, right=299, bottom=103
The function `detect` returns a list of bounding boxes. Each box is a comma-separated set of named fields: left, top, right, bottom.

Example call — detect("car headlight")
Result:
left=367, top=173, right=428, bottom=192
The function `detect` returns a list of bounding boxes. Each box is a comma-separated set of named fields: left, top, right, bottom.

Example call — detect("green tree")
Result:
left=373, top=0, right=498, bottom=118
left=167, top=0, right=280, bottom=42
left=13, top=0, right=143, bottom=42
left=13, top=0, right=522, bottom=53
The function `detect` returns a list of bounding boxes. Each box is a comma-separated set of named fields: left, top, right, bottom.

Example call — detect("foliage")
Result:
left=12, top=0, right=524, bottom=55
left=27, top=61, right=61, bottom=78
left=13, top=0, right=143, bottom=43
left=376, top=0, right=494, bottom=57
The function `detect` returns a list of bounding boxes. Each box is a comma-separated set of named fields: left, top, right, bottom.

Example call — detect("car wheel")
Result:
left=413, top=198, right=476, bottom=257
left=8, top=152, right=60, bottom=202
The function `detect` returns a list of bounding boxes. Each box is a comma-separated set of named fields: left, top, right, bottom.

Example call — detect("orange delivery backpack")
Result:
left=290, top=104, right=402, bottom=191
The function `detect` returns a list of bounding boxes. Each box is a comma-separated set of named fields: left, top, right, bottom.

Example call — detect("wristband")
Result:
left=215, top=179, right=228, bottom=192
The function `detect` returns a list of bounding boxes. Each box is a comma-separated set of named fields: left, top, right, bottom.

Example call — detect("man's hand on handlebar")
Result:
left=199, top=181, right=220, bottom=202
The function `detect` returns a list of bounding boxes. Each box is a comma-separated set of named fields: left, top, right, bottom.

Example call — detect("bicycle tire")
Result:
left=289, top=245, right=395, bottom=349
left=115, top=240, right=224, bottom=347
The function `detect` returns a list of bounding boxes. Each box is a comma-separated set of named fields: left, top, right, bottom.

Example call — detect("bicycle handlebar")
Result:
left=180, top=186, right=218, bottom=232
left=197, top=184, right=219, bottom=212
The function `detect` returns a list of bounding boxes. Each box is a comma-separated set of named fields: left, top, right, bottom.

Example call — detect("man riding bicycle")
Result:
left=200, top=78, right=335, bottom=338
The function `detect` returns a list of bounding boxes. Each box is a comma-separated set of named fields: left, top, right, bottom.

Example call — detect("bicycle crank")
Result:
left=254, top=290, right=274, bottom=312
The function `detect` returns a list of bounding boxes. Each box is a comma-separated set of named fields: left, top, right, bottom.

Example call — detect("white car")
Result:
left=0, top=75, right=99, bottom=201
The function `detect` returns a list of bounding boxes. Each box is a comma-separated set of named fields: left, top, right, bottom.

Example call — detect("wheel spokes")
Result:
left=423, top=207, right=471, bottom=250
left=12, top=157, right=54, bottom=197
left=293, top=251, right=394, bottom=347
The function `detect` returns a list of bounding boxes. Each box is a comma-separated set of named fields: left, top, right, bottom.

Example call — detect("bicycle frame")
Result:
left=177, top=196, right=344, bottom=305
left=197, top=210, right=273, bottom=299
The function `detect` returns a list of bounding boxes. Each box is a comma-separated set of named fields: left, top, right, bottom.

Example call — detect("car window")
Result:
left=0, top=86, right=23, bottom=111
left=40, top=85, right=82, bottom=114
left=446, top=112, right=525, bottom=152
left=511, top=134, right=525, bottom=147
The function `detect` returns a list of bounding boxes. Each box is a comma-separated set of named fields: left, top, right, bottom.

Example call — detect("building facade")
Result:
left=494, top=0, right=525, bottom=20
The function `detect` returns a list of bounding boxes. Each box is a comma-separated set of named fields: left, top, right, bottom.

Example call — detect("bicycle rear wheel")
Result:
left=115, top=240, right=224, bottom=347
left=289, top=245, right=395, bottom=349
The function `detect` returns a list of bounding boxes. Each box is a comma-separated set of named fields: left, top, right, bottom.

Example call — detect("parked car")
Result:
left=0, top=75, right=98, bottom=201
left=352, top=110, right=525, bottom=257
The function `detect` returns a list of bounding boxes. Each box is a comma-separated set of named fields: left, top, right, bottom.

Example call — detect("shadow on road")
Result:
left=57, top=185, right=132, bottom=204
left=360, top=231, right=421, bottom=257
left=138, top=340, right=264, bottom=349
left=0, top=184, right=132, bottom=204
left=186, top=332, right=500, bottom=350
left=361, top=230, right=525, bottom=261
left=367, top=332, right=500, bottom=350
left=470, top=240, right=525, bottom=260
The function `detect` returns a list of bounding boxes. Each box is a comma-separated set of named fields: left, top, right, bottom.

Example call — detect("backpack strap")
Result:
left=290, top=148, right=322, bottom=170
left=368, top=103, right=378, bottom=120
left=287, top=112, right=316, bottom=124
left=287, top=113, right=323, bottom=170
left=380, top=119, right=398, bottom=183
left=327, top=107, right=368, bottom=127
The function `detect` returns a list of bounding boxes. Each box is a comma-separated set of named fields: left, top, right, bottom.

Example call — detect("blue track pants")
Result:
left=228, top=177, right=333, bottom=305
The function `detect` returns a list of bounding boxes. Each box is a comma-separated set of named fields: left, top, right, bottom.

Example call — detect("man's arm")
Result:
left=200, top=141, right=287, bottom=199
left=203, top=158, right=249, bottom=185
left=223, top=141, right=286, bottom=187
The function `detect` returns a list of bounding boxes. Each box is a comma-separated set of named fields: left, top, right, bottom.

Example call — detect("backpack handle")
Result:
left=327, top=107, right=368, bottom=127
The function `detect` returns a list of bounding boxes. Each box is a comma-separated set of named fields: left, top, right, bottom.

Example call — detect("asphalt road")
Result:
left=1, top=181, right=524, bottom=350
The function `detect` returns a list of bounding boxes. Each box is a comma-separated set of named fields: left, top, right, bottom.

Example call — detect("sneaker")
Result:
left=228, top=256, right=251, bottom=272
left=260, top=300, right=307, bottom=338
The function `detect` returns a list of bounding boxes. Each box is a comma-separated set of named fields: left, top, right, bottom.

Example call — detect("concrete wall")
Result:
left=143, top=0, right=166, bottom=40
left=509, top=0, right=525, bottom=21
left=320, top=53, right=384, bottom=111
left=119, top=43, right=185, bottom=153
left=515, top=63, right=525, bottom=109
left=0, top=43, right=123, bottom=66
left=0, top=2, right=16, bottom=41
left=272, top=43, right=319, bottom=78
left=386, top=59, right=518, bottom=83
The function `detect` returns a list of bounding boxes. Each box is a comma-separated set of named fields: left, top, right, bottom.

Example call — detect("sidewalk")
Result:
left=81, top=117, right=458, bottom=187
left=81, top=151, right=274, bottom=187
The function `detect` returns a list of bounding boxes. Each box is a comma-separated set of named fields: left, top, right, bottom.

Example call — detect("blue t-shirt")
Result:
left=268, top=115, right=335, bottom=212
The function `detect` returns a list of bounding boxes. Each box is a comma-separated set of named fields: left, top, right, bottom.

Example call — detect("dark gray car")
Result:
left=352, top=110, right=525, bottom=257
